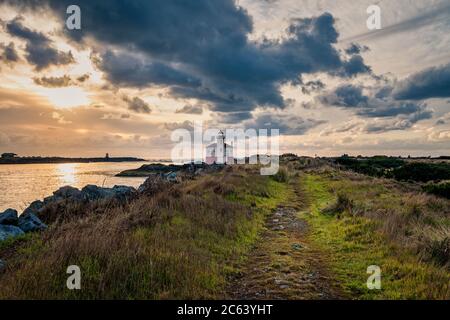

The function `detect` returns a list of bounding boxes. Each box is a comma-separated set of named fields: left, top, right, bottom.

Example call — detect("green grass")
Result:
left=300, top=173, right=449, bottom=299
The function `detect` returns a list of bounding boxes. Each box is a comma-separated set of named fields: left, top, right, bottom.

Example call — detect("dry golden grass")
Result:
left=0, top=166, right=288, bottom=299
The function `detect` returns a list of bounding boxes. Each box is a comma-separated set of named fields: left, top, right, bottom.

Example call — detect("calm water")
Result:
left=0, top=162, right=151, bottom=212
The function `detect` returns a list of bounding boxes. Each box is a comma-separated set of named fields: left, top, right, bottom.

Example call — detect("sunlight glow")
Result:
left=37, top=87, right=90, bottom=109
left=57, top=163, right=77, bottom=185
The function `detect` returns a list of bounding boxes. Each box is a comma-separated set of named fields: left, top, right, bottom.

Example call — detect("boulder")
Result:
left=0, top=224, right=25, bottom=241
left=81, top=185, right=136, bottom=202
left=18, top=213, right=47, bottom=233
left=138, top=174, right=172, bottom=195
left=165, top=172, right=178, bottom=183
left=81, top=185, right=115, bottom=201
left=43, top=195, right=57, bottom=205
left=0, top=209, right=18, bottom=225
left=22, top=200, right=44, bottom=216
left=111, top=185, right=136, bottom=201
left=53, top=186, right=82, bottom=200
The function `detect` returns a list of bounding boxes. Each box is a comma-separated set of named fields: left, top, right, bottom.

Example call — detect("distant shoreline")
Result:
left=0, top=157, right=149, bottom=165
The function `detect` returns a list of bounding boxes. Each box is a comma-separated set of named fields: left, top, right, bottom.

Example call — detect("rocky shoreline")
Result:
left=116, top=162, right=223, bottom=177
left=0, top=162, right=225, bottom=270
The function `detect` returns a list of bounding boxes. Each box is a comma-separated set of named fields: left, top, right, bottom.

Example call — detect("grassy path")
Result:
left=299, top=172, right=449, bottom=299
left=226, top=180, right=343, bottom=299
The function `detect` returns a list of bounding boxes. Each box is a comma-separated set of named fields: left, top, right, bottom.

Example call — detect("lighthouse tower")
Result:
left=205, top=130, right=234, bottom=164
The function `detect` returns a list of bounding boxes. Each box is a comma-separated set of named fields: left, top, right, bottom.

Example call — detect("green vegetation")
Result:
left=392, top=162, right=450, bottom=182
left=335, top=156, right=404, bottom=177
left=423, top=181, right=450, bottom=199
left=0, top=166, right=290, bottom=299
left=300, top=172, right=449, bottom=299
left=335, top=156, right=450, bottom=184
left=1, top=159, right=449, bottom=300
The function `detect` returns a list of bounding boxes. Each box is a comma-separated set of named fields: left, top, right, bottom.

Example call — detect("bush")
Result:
left=423, top=182, right=450, bottom=199
left=272, top=167, right=289, bottom=183
left=393, top=163, right=450, bottom=182
left=323, top=193, right=354, bottom=218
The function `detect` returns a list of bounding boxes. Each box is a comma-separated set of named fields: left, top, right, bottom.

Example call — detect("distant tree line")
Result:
left=334, top=156, right=450, bottom=199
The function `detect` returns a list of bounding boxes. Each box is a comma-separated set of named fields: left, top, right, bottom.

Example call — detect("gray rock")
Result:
left=0, top=224, right=25, bottom=241
left=81, top=185, right=136, bottom=202
left=18, top=213, right=47, bottom=233
left=43, top=195, right=57, bottom=205
left=81, top=185, right=115, bottom=201
left=0, top=209, right=18, bottom=225
left=53, top=186, right=82, bottom=200
left=138, top=174, right=172, bottom=195
left=112, top=185, right=136, bottom=201
left=22, top=200, right=44, bottom=216
left=165, top=172, right=178, bottom=183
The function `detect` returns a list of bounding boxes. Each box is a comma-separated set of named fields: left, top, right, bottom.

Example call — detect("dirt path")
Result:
left=226, top=183, right=344, bottom=300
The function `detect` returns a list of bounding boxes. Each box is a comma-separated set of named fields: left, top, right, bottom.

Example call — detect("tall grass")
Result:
left=0, top=167, right=289, bottom=299
left=301, top=172, right=450, bottom=299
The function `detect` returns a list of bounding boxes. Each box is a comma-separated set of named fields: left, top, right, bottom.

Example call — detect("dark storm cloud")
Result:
left=4, top=16, right=74, bottom=70
left=358, top=101, right=430, bottom=118
left=122, top=96, right=152, bottom=114
left=97, top=51, right=202, bottom=89
left=345, top=43, right=369, bottom=55
left=318, top=84, right=368, bottom=107
left=318, top=83, right=432, bottom=131
left=0, top=42, right=20, bottom=64
left=392, top=63, right=450, bottom=100
left=3, top=0, right=371, bottom=115
left=220, top=112, right=253, bottom=123
left=244, top=113, right=327, bottom=135
left=339, top=55, right=372, bottom=77
left=300, top=80, right=325, bottom=95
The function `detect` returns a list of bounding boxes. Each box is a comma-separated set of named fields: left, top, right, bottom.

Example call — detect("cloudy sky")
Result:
left=0, top=0, right=449, bottom=158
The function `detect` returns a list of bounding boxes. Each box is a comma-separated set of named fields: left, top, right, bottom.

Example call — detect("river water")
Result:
left=0, top=162, right=151, bottom=212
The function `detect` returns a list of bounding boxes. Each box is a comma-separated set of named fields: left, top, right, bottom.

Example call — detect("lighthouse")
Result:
left=205, top=130, right=234, bottom=164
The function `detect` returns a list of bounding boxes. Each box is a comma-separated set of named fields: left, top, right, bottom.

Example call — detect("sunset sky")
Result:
left=0, top=0, right=449, bottom=158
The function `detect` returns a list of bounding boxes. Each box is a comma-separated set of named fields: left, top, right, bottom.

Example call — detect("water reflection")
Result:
left=0, top=162, right=149, bottom=212
left=57, top=163, right=77, bottom=185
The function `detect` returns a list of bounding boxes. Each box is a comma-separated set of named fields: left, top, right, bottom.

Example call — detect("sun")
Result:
left=37, top=87, right=91, bottom=109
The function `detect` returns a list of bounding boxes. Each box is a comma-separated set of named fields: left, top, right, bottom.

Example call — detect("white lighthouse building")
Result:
left=205, top=130, right=234, bottom=164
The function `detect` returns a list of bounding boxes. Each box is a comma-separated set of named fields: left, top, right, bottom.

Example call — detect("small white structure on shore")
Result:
left=205, top=130, right=234, bottom=164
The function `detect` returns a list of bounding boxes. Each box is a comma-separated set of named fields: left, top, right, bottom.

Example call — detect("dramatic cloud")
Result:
left=175, top=105, right=203, bottom=115
left=392, top=63, right=450, bottom=100
left=0, top=42, right=20, bottom=64
left=317, top=83, right=433, bottom=132
left=4, top=0, right=371, bottom=116
left=300, top=80, right=325, bottom=95
left=96, top=51, right=202, bottom=89
left=122, top=96, right=152, bottom=114
left=4, top=16, right=74, bottom=70
left=244, top=112, right=327, bottom=135
left=319, top=84, right=368, bottom=107
left=33, top=75, right=71, bottom=87
left=344, top=43, right=369, bottom=55
left=33, top=74, right=90, bottom=87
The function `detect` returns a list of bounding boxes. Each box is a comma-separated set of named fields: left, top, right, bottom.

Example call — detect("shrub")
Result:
left=323, top=193, right=354, bottom=218
left=272, top=167, right=289, bottom=183
left=393, top=163, right=450, bottom=182
left=423, top=182, right=450, bottom=199
left=426, top=237, right=450, bottom=268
